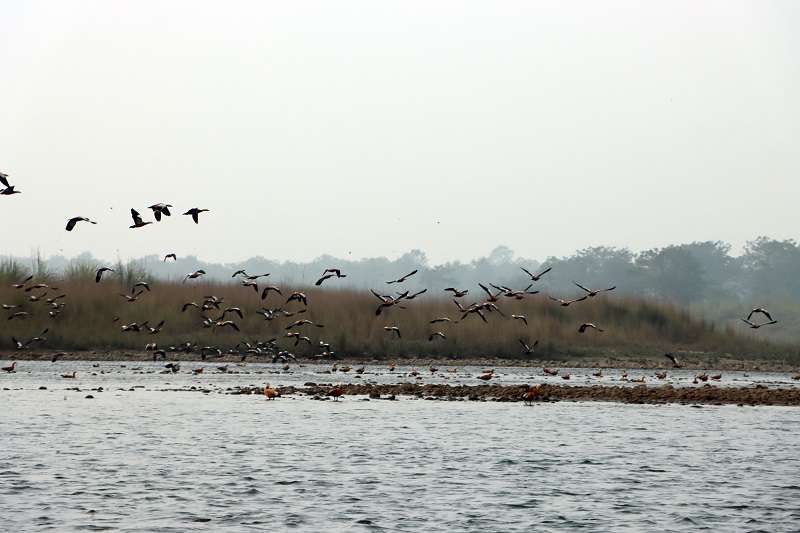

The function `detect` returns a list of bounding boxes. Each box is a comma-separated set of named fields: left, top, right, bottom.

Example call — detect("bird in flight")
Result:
left=428, top=331, right=446, bottom=341
left=315, top=269, right=347, bottom=286
left=548, top=296, right=588, bottom=307
left=65, top=217, right=97, bottom=232
left=511, top=314, right=528, bottom=325
left=741, top=318, right=778, bottom=329
left=386, top=270, right=418, bottom=284
left=183, top=208, right=210, bottom=224
left=148, top=203, right=173, bottom=222
left=0, top=172, right=20, bottom=195
left=383, top=326, right=401, bottom=338
left=120, top=290, right=144, bottom=303
left=129, top=209, right=152, bottom=229
left=11, top=275, right=34, bottom=289
left=747, top=308, right=774, bottom=323
left=404, top=289, right=427, bottom=300
left=519, top=339, right=538, bottom=355
left=520, top=266, right=551, bottom=282
left=578, top=323, right=604, bottom=333
left=573, top=281, right=616, bottom=297
left=183, top=270, right=206, bottom=283
left=95, top=267, right=115, bottom=283
left=444, top=288, right=469, bottom=298
left=163, top=253, right=177, bottom=262
left=664, top=352, right=681, bottom=368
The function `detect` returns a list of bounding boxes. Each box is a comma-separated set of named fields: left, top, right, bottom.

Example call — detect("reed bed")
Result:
left=0, top=268, right=794, bottom=361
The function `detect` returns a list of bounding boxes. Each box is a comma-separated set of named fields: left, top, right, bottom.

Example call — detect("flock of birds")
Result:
left=0, top=169, right=784, bottom=383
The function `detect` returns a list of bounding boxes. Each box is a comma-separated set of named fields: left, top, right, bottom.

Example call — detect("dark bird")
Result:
left=664, top=353, right=681, bottom=368
left=145, top=320, right=165, bottom=334
left=741, top=318, right=778, bottom=329
left=240, top=279, right=259, bottom=292
left=0, top=173, right=20, bottom=195
left=8, top=312, right=30, bottom=320
left=383, top=326, right=401, bottom=338
left=221, top=307, right=244, bottom=320
left=11, top=274, right=34, bottom=289
left=328, top=385, right=344, bottom=401
left=428, top=331, right=446, bottom=341
left=132, top=281, right=150, bottom=292
left=183, top=270, right=206, bottom=283
left=261, top=286, right=282, bottom=300
left=578, top=323, right=604, bottom=333
left=404, top=289, right=428, bottom=300
left=2, top=361, right=17, bottom=372
left=519, top=339, right=538, bottom=355
left=323, top=268, right=346, bottom=278
left=285, top=319, right=323, bottom=330
left=520, top=266, right=551, bottom=282
left=548, top=295, right=588, bottom=307
left=315, top=270, right=347, bottom=286
left=479, top=283, right=503, bottom=302
left=747, top=308, right=774, bottom=322
left=573, top=281, right=616, bottom=297
left=183, top=207, right=210, bottom=224
left=120, top=290, right=144, bottom=303
left=129, top=208, right=152, bottom=229
left=163, top=253, right=177, bottom=262
left=371, top=290, right=407, bottom=316
left=65, top=217, right=97, bottom=232
left=444, top=288, right=469, bottom=298
left=511, top=314, right=528, bottom=325
left=286, top=292, right=308, bottom=306
left=95, top=267, right=114, bottom=283
left=214, top=320, right=240, bottom=332
left=148, top=203, right=173, bottom=221
left=11, top=328, right=49, bottom=350
left=386, top=270, right=418, bottom=284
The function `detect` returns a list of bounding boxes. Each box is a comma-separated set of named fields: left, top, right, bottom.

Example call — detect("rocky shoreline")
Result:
left=3, top=350, right=800, bottom=372
left=230, top=382, right=800, bottom=407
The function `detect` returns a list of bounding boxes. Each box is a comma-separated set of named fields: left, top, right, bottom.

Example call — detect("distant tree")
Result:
left=636, top=246, right=707, bottom=304
left=741, top=237, right=800, bottom=300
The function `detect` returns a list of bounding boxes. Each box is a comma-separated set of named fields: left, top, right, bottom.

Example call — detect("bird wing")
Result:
left=0, top=174, right=9, bottom=188
left=573, top=281, right=591, bottom=293
left=66, top=218, right=77, bottom=231
left=537, top=267, right=552, bottom=277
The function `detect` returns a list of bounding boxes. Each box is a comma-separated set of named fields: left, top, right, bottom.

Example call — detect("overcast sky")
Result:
left=1, top=1, right=798, bottom=264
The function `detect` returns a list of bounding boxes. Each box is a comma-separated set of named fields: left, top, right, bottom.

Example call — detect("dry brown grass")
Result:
left=0, top=275, right=793, bottom=360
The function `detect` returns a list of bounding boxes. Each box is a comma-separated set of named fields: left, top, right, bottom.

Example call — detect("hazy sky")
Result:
left=2, top=1, right=798, bottom=264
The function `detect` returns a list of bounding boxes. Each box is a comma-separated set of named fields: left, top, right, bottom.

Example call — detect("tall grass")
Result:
left=0, top=272, right=796, bottom=360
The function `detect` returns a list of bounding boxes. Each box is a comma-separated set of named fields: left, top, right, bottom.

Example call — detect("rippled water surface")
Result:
left=2, top=363, right=800, bottom=532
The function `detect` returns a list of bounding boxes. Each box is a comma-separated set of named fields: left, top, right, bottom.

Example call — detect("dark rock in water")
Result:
left=304, top=382, right=318, bottom=387
left=85, top=395, right=94, bottom=399
left=39, top=386, right=47, bottom=390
